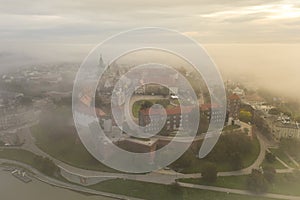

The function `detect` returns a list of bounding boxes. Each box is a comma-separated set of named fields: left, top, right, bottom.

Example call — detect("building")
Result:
left=272, top=121, right=300, bottom=140
left=200, top=103, right=226, bottom=124
left=138, top=106, right=194, bottom=133
left=227, top=93, right=241, bottom=120
left=233, top=87, right=245, bottom=98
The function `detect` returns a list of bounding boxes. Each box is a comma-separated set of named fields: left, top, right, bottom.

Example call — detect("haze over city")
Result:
left=1, top=0, right=300, bottom=99
left=1, top=1, right=300, bottom=200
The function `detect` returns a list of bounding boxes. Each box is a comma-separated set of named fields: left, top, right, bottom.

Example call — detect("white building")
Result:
left=273, top=122, right=300, bottom=139
left=233, top=87, right=245, bottom=98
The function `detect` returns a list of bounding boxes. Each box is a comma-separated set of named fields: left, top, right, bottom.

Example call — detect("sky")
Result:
left=0, top=0, right=300, bottom=98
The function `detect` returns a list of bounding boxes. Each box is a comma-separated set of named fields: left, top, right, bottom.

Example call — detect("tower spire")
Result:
left=99, top=54, right=104, bottom=68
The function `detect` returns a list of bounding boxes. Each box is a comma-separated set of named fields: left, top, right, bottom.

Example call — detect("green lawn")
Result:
left=179, top=172, right=300, bottom=197
left=31, top=125, right=118, bottom=173
left=173, top=136, right=260, bottom=174
left=179, top=175, right=248, bottom=190
left=89, top=179, right=275, bottom=200
left=261, top=158, right=286, bottom=169
left=132, top=99, right=174, bottom=118
left=269, top=148, right=298, bottom=168
left=0, top=148, right=66, bottom=181
left=222, top=125, right=241, bottom=132
left=243, top=136, right=261, bottom=168
left=30, top=106, right=118, bottom=172
left=0, top=148, right=37, bottom=166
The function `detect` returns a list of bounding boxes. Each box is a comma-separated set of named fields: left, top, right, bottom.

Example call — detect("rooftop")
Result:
left=228, top=93, right=240, bottom=101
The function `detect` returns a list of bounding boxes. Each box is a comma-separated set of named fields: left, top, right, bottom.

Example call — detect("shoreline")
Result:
left=0, top=159, right=143, bottom=200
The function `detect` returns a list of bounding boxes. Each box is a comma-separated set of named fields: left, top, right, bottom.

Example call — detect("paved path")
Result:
left=285, top=152, right=300, bottom=167
left=266, top=148, right=293, bottom=169
left=178, top=182, right=300, bottom=200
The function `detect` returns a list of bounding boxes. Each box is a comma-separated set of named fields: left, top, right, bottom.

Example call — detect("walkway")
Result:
left=178, top=182, right=300, bottom=200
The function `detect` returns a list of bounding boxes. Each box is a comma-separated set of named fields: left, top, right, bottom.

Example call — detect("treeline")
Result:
left=254, top=113, right=272, bottom=140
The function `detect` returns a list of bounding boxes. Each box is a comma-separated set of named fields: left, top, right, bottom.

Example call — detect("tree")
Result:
left=171, top=149, right=195, bottom=170
left=201, top=162, right=218, bottom=183
left=247, top=169, right=268, bottom=193
left=239, top=110, right=252, bottom=123
left=265, top=152, right=276, bottom=163
left=268, top=108, right=280, bottom=115
left=141, top=101, right=153, bottom=109
left=243, top=128, right=250, bottom=135
left=263, top=166, right=276, bottom=183
left=33, top=155, right=60, bottom=177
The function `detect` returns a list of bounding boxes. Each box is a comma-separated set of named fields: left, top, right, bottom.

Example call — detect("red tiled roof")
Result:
left=228, top=93, right=240, bottom=100
left=80, top=94, right=92, bottom=107
left=79, top=93, right=106, bottom=117
left=95, top=108, right=106, bottom=117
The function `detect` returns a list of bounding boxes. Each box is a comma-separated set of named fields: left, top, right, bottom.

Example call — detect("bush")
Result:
left=171, top=149, right=195, bottom=170
left=33, top=155, right=60, bottom=177
left=268, top=108, right=280, bottom=115
left=247, top=169, right=268, bottom=193
left=239, top=110, right=252, bottom=123
left=265, top=152, right=276, bottom=163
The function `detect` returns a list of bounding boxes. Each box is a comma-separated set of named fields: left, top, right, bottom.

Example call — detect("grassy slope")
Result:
left=179, top=172, right=300, bottom=196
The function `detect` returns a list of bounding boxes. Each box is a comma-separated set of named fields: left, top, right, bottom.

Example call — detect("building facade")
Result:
left=227, top=93, right=241, bottom=120
left=138, top=106, right=193, bottom=133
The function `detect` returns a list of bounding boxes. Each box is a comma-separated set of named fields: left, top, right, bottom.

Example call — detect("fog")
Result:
left=0, top=43, right=299, bottom=100
left=205, top=44, right=300, bottom=100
